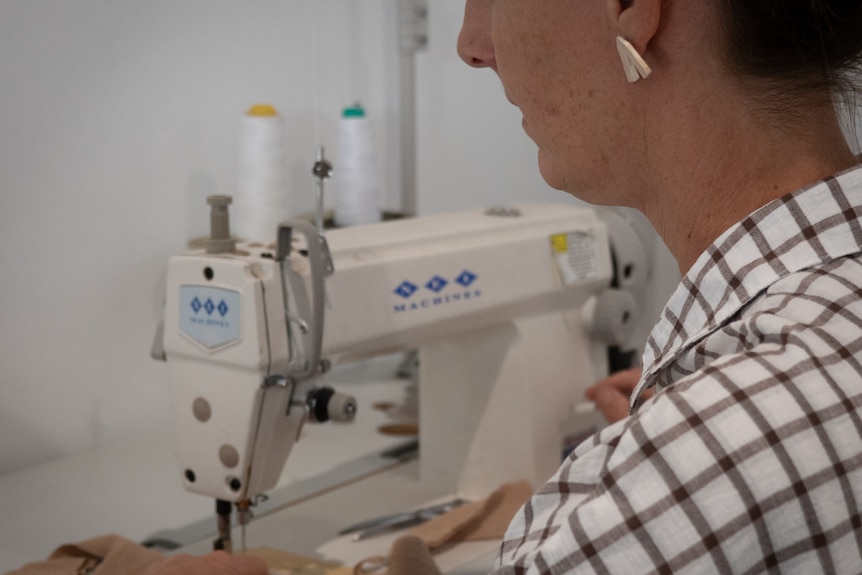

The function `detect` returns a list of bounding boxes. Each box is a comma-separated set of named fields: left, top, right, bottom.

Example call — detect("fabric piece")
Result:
left=385, top=537, right=442, bottom=575
left=455, top=480, right=534, bottom=542
left=493, top=163, right=862, bottom=574
left=354, top=480, right=531, bottom=574
left=7, top=538, right=353, bottom=575
left=6, top=535, right=163, bottom=575
left=3, top=558, right=89, bottom=575
left=407, top=480, right=532, bottom=548
left=353, top=537, right=441, bottom=575
left=242, top=547, right=352, bottom=574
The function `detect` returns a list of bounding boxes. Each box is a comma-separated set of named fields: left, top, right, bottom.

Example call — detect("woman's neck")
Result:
left=642, top=99, right=857, bottom=275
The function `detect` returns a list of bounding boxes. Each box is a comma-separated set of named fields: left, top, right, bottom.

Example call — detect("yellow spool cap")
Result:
left=246, top=104, right=278, bottom=117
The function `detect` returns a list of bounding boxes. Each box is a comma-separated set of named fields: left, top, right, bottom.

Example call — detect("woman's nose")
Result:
left=457, top=0, right=496, bottom=70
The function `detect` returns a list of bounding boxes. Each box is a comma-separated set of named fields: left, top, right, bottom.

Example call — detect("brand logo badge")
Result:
left=394, top=281, right=418, bottom=299
left=393, top=270, right=482, bottom=313
left=455, top=271, right=477, bottom=287
left=425, top=275, right=448, bottom=293
left=190, top=296, right=229, bottom=317
left=180, top=286, right=240, bottom=350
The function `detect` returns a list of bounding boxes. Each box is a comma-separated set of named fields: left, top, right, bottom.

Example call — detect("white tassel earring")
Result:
left=616, top=36, right=652, bottom=83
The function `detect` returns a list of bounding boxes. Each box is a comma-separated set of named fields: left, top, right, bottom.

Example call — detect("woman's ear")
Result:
left=607, top=0, right=661, bottom=54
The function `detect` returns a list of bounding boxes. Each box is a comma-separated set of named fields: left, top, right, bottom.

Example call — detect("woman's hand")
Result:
left=143, top=551, right=269, bottom=575
left=585, top=367, right=647, bottom=424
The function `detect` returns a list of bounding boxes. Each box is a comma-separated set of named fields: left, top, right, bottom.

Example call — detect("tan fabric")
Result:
left=407, top=480, right=532, bottom=548
left=406, top=494, right=498, bottom=550
left=456, top=480, right=533, bottom=542
left=353, top=480, right=533, bottom=575
left=353, top=537, right=441, bottom=575
left=3, top=558, right=89, bottom=575
left=7, top=538, right=357, bottom=575
left=6, top=535, right=163, bottom=575
left=8, top=480, right=532, bottom=575
left=382, top=536, right=441, bottom=575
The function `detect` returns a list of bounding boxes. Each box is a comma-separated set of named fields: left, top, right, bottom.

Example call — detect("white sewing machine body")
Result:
left=161, top=202, right=636, bottom=510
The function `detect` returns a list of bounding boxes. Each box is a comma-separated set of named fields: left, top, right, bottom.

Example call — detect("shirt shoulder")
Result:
left=496, top=377, right=862, bottom=573
left=495, top=265, right=862, bottom=574
left=666, top=254, right=862, bottom=384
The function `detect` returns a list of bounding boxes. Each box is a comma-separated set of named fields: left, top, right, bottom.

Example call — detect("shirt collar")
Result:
left=631, top=163, right=862, bottom=412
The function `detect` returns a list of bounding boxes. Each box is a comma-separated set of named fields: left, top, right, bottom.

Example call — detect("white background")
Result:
left=4, top=1, right=854, bottom=477
left=0, top=0, right=583, bottom=475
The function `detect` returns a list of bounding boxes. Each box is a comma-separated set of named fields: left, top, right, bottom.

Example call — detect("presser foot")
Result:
left=212, top=498, right=254, bottom=553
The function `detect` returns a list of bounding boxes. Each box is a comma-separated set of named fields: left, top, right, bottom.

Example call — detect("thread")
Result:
left=335, top=104, right=382, bottom=227
left=234, top=104, right=289, bottom=242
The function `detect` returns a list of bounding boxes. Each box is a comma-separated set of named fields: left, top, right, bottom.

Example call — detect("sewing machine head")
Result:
left=155, top=195, right=647, bottom=548
left=314, top=203, right=645, bottom=497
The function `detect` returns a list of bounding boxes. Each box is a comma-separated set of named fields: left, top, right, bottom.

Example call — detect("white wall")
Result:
left=414, top=3, right=569, bottom=213
left=0, top=1, right=681, bottom=475
left=0, top=0, right=394, bottom=474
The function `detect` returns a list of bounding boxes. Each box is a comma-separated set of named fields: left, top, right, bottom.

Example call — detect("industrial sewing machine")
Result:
left=153, top=193, right=649, bottom=554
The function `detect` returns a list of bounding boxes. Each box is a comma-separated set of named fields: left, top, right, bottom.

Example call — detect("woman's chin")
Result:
left=537, top=150, right=567, bottom=192
left=537, top=150, right=624, bottom=207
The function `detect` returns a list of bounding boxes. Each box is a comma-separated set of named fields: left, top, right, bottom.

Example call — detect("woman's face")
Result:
left=458, top=0, right=638, bottom=206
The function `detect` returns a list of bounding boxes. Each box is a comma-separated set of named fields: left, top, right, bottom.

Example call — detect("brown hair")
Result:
left=718, top=0, right=862, bottom=100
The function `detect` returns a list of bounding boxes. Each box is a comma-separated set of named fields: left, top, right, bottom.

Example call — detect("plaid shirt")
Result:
left=493, top=164, right=862, bottom=574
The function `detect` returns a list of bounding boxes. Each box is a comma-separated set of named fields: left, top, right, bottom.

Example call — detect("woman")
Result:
left=142, top=1, right=861, bottom=573
left=458, top=0, right=862, bottom=573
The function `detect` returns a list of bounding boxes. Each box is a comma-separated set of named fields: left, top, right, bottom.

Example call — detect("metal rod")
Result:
left=395, top=0, right=427, bottom=218
left=314, top=146, right=328, bottom=231
left=236, top=499, right=253, bottom=554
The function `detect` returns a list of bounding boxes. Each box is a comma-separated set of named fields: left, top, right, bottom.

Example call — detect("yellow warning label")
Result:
left=551, top=234, right=568, bottom=253
left=551, top=231, right=598, bottom=284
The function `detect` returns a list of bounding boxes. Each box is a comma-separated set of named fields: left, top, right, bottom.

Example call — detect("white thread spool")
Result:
left=234, top=104, right=288, bottom=242
left=335, top=104, right=381, bottom=227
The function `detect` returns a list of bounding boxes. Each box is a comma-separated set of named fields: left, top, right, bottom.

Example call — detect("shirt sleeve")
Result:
left=491, top=346, right=862, bottom=574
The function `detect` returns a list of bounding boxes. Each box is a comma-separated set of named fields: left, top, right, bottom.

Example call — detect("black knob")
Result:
left=307, top=387, right=357, bottom=423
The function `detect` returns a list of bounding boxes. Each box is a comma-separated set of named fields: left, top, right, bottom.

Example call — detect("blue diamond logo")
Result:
left=217, top=300, right=229, bottom=317
left=191, top=296, right=202, bottom=314
left=425, top=276, right=448, bottom=293
left=394, top=281, right=418, bottom=299
left=456, top=270, right=478, bottom=287
left=204, top=298, right=215, bottom=315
